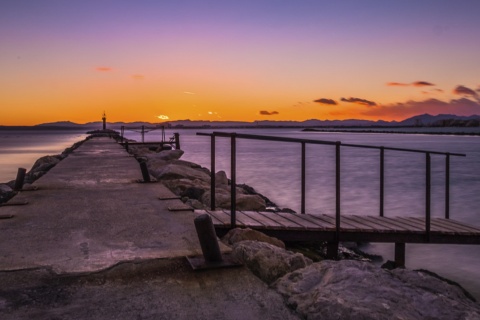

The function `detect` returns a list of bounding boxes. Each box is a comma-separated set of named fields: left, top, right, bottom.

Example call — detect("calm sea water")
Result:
left=0, top=130, right=87, bottom=183
left=1, top=128, right=480, bottom=298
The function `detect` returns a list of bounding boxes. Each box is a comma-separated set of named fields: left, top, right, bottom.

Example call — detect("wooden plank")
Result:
left=241, top=211, right=286, bottom=229
left=356, top=216, right=410, bottom=232
left=256, top=212, right=306, bottom=230
left=389, top=216, right=426, bottom=231
left=207, top=210, right=231, bottom=226
left=235, top=211, right=265, bottom=228
left=289, top=213, right=335, bottom=230
left=369, top=216, right=426, bottom=233
left=270, top=212, right=309, bottom=229
left=429, top=219, right=465, bottom=234
left=342, top=215, right=388, bottom=232
left=437, top=219, right=480, bottom=233
left=406, top=217, right=470, bottom=234
left=392, top=217, right=428, bottom=231
left=316, top=214, right=361, bottom=230
left=430, top=218, right=476, bottom=234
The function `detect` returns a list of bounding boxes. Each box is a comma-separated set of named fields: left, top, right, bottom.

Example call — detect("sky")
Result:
left=1, top=0, right=480, bottom=125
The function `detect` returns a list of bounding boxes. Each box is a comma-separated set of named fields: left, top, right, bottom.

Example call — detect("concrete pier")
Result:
left=0, top=137, right=298, bottom=319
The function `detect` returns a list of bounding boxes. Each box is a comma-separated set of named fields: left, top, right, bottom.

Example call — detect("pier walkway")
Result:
left=0, top=137, right=299, bottom=319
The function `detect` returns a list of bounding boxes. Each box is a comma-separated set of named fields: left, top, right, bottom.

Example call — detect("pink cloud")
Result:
left=362, top=98, right=480, bottom=119
left=259, top=110, right=279, bottom=115
left=412, top=81, right=435, bottom=87
left=132, top=74, right=144, bottom=80
left=95, top=67, right=113, bottom=72
left=341, top=97, right=377, bottom=106
left=387, top=82, right=409, bottom=87
left=313, top=98, right=337, bottom=105
left=453, top=85, right=477, bottom=97
left=387, top=81, right=435, bottom=87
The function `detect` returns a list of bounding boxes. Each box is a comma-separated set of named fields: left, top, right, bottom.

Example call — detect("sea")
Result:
left=1, top=127, right=480, bottom=299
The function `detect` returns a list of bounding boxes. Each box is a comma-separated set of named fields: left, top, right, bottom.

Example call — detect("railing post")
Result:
left=301, top=142, right=306, bottom=214
left=174, top=132, right=180, bottom=150
left=210, top=135, right=216, bottom=211
left=120, top=126, right=124, bottom=143
left=380, top=147, right=385, bottom=217
left=141, top=125, right=145, bottom=143
left=445, top=153, right=450, bottom=219
left=426, top=152, right=431, bottom=241
left=335, top=141, right=341, bottom=240
left=230, top=133, right=237, bottom=228
left=14, top=167, right=27, bottom=191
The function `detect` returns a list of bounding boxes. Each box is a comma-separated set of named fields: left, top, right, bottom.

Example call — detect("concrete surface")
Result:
left=0, top=137, right=300, bottom=319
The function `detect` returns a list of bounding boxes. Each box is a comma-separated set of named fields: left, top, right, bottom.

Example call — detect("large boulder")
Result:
left=162, top=178, right=210, bottom=197
left=274, top=260, right=480, bottom=320
left=149, top=164, right=211, bottom=182
left=232, top=240, right=312, bottom=284
left=29, top=155, right=61, bottom=174
left=201, top=191, right=266, bottom=211
left=215, top=170, right=228, bottom=186
left=222, top=228, right=285, bottom=249
left=148, top=149, right=184, bottom=161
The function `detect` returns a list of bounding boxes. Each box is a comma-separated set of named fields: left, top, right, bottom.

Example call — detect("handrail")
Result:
left=197, top=131, right=466, bottom=238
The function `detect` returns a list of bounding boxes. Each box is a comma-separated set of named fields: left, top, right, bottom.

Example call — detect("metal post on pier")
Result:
left=174, top=133, right=180, bottom=150
left=425, top=152, right=431, bottom=241
left=120, top=126, right=125, bottom=143
left=141, top=125, right=145, bottom=143
left=445, top=153, right=450, bottom=219
left=230, top=133, right=237, bottom=228
left=210, top=135, right=216, bottom=211
left=380, top=147, right=385, bottom=217
left=301, top=142, right=306, bottom=214
left=14, top=168, right=27, bottom=191
left=335, top=141, right=341, bottom=241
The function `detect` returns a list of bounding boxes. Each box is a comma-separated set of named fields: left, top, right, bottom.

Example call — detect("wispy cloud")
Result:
left=313, top=98, right=337, bottom=105
left=386, top=81, right=435, bottom=87
left=259, top=110, right=279, bottom=115
left=157, top=114, right=169, bottom=120
left=132, top=74, right=144, bottom=80
left=340, top=97, right=377, bottom=106
left=412, top=81, right=435, bottom=87
left=453, top=85, right=477, bottom=97
left=183, top=91, right=195, bottom=95
left=95, top=67, right=112, bottom=72
left=386, top=82, right=409, bottom=87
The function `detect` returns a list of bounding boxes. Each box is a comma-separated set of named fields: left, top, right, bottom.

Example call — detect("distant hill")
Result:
left=1, top=113, right=478, bottom=130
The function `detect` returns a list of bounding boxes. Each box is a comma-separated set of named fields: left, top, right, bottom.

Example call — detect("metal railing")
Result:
left=197, top=132, right=466, bottom=239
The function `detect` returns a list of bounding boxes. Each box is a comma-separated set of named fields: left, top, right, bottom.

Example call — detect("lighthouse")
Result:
left=102, top=111, right=106, bottom=130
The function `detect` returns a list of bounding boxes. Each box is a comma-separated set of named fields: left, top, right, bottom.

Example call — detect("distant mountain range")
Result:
left=1, top=114, right=479, bottom=130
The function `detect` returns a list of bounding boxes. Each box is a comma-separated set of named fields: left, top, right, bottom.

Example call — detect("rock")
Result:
left=215, top=170, right=228, bottom=186
left=162, top=179, right=210, bottom=197
left=29, top=155, right=61, bottom=174
left=185, top=199, right=206, bottom=210
left=222, top=228, right=285, bottom=249
left=150, top=149, right=184, bottom=161
left=232, top=240, right=312, bottom=284
left=201, top=191, right=266, bottom=211
left=274, top=260, right=480, bottom=320
left=149, top=164, right=211, bottom=182
left=180, top=187, right=205, bottom=200
left=0, top=184, right=13, bottom=193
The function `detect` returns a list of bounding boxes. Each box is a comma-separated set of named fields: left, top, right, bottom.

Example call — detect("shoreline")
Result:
left=302, top=128, right=480, bottom=136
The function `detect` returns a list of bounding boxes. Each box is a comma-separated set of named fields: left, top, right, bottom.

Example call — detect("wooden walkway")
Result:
left=195, top=210, right=480, bottom=245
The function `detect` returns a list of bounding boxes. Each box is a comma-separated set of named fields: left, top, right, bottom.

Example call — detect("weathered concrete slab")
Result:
left=0, top=138, right=228, bottom=274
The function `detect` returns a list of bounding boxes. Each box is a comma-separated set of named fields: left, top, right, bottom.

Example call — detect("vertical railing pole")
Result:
left=141, top=125, right=145, bottom=143
left=210, top=135, right=216, bottom=211
left=425, top=152, right=431, bottom=241
left=335, top=142, right=341, bottom=240
left=445, top=153, right=450, bottom=219
left=120, top=126, right=124, bottom=143
left=174, top=133, right=180, bottom=150
left=230, top=133, right=237, bottom=228
left=301, top=142, right=306, bottom=214
left=380, top=147, right=385, bottom=217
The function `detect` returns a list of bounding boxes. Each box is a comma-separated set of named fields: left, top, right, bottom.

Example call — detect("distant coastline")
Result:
left=302, top=128, right=480, bottom=136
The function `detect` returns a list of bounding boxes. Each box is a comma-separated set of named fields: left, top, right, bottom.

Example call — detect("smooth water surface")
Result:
left=2, top=128, right=480, bottom=299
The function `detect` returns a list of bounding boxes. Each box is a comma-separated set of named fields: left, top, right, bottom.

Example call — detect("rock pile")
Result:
left=133, top=148, right=282, bottom=212
left=223, top=228, right=480, bottom=319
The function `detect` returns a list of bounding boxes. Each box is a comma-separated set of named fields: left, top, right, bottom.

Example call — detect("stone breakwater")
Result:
left=2, top=135, right=479, bottom=318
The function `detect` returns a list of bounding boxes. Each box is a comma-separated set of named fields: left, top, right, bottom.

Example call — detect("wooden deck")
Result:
left=195, top=210, right=480, bottom=245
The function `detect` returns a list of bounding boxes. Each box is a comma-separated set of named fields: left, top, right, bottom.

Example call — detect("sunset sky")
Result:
left=1, top=1, right=480, bottom=125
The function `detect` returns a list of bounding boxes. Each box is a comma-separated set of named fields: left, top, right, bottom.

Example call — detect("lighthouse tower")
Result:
left=102, top=111, right=106, bottom=130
